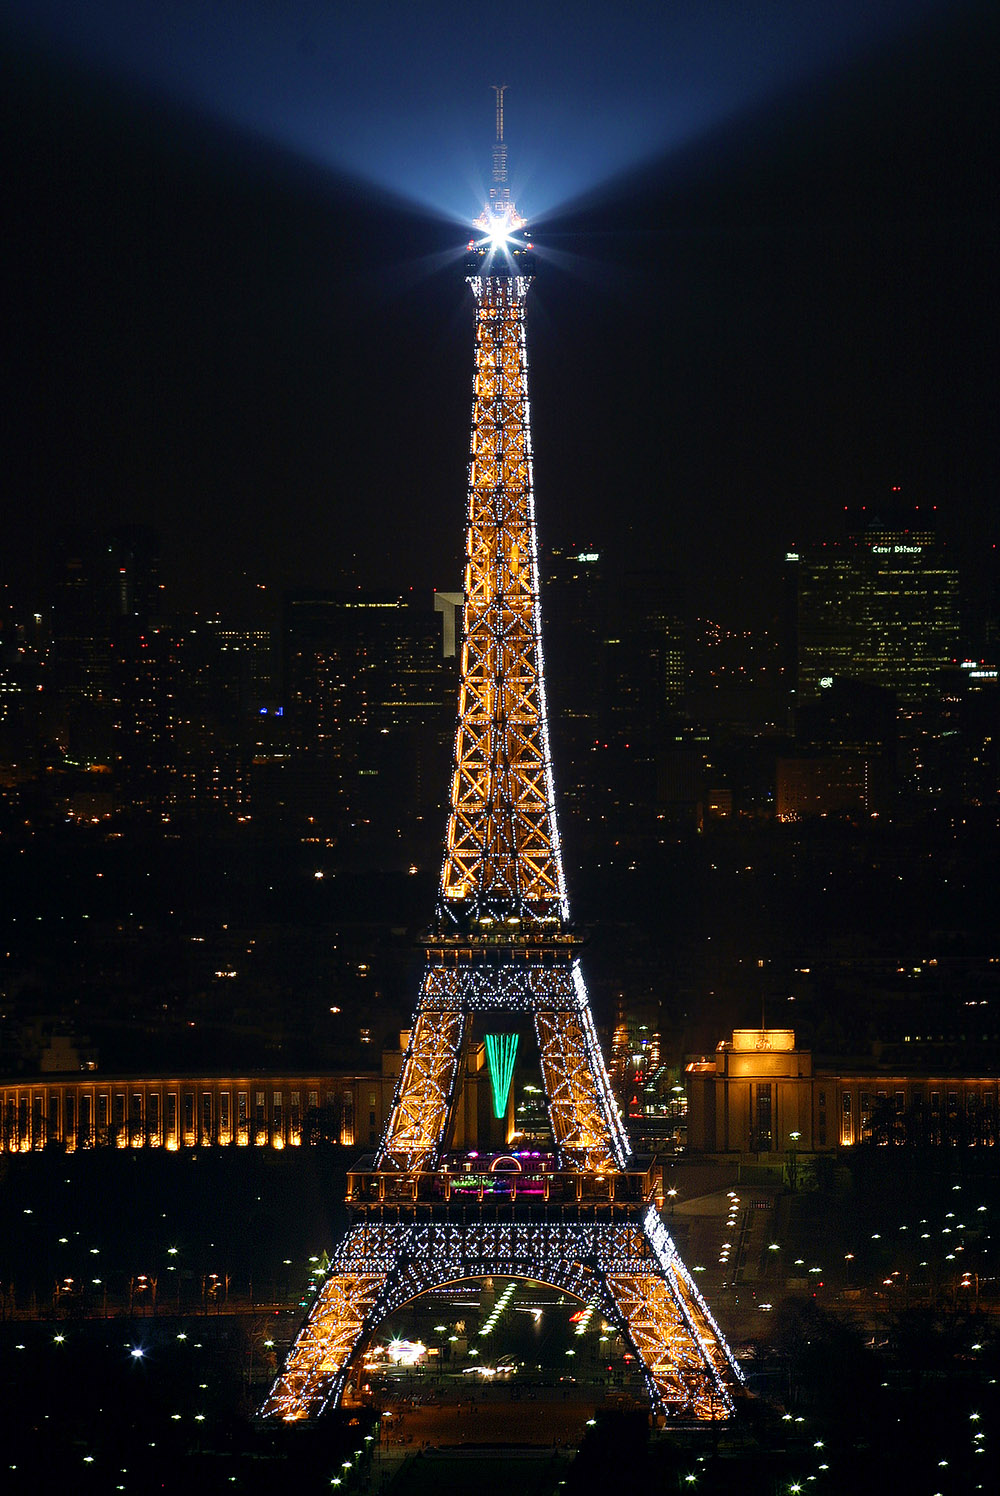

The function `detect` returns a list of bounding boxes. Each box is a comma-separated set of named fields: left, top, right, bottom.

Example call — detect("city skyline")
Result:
left=3, top=2, right=997, bottom=628
left=2, top=8, right=1000, bottom=1487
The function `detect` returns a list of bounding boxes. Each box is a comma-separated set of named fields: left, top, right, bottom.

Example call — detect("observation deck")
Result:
left=347, top=1149, right=660, bottom=1219
left=464, top=227, right=535, bottom=278
left=464, top=234, right=535, bottom=277
left=421, top=924, right=583, bottom=964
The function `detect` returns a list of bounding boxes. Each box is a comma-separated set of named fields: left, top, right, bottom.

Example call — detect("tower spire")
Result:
left=484, top=83, right=520, bottom=232
left=492, top=82, right=507, bottom=144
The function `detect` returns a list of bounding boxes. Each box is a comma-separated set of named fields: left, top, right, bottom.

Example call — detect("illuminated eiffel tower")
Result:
left=261, top=92, right=742, bottom=1423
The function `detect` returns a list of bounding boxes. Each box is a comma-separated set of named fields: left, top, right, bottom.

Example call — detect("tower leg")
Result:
left=377, top=1010, right=469, bottom=1170
left=259, top=1257, right=389, bottom=1420
left=535, top=1006, right=629, bottom=1171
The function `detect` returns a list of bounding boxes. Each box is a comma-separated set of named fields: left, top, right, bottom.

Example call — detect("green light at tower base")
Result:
left=484, top=1032, right=519, bottom=1119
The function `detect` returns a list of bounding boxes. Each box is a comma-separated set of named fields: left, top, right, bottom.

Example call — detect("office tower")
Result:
left=281, top=590, right=454, bottom=835
left=790, top=506, right=959, bottom=702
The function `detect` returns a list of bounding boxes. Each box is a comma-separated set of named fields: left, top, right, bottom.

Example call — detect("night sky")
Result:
left=3, top=1, right=997, bottom=626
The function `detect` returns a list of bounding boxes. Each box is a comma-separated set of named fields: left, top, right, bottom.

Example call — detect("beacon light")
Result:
left=488, top=220, right=511, bottom=251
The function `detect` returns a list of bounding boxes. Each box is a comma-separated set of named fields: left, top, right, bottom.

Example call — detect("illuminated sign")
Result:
left=785, top=552, right=799, bottom=562
left=574, top=552, right=600, bottom=563
left=871, top=544, right=922, bottom=555
left=732, top=1028, right=796, bottom=1053
left=819, top=676, right=833, bottom=689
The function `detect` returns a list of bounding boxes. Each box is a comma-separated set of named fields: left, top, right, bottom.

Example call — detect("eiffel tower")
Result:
left=261, top=94, right=743, bottom=1423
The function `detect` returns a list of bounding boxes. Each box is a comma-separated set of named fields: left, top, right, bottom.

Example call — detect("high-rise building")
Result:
left=543, top=554, right=691, bottom=849
left=284, top=592, right=449, bottom=750
left=280, top=590, right=455, bottom=836
left=167, top=617, right=279, bottom=824
left=543, top=544, right=605, bottom=723
left=777, top=676, right=897, bottom=818
left=110, top=618, right=181, bottom=813
left=50, top=525, right=162, bottom=711
left=46, top=525, right=178, bottom=811
left=790, top=506, right=959, bottom=702
left=540, top=545, right=606, bottom=846
left=603, top=568, right=686, bottom=732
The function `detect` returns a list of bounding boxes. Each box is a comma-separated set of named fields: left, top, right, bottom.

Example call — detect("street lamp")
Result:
left=787, top=1131, right=801, bottom=1192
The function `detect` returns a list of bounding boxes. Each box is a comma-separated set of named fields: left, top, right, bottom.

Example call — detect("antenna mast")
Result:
left=492, top=82, right=507, bottom=143
left=489, top=84, right=510, bottom=218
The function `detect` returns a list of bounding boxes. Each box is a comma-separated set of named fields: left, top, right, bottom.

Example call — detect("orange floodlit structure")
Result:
left=260, top=96, right=742, bottom=1425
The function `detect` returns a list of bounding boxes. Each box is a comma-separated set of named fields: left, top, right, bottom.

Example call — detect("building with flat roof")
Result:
left=790, top=507, right=959, bottom=703
left=686, top=1027, right=999, bottom=1156
left=0, top=1033, right=512, bottom=1156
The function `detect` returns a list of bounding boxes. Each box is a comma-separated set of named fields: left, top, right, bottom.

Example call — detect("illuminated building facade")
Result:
left=775, top=752, right=878, bottom=819
left=686, top=1029, right=1000, bottom=1154
left=0, top=1039, right=512, bottom=1157
left=261, top=103, right=742, bottom=1425
left=0, top=1070, right=391, bottom=1154
left=791, top=508, right=959, bottom=702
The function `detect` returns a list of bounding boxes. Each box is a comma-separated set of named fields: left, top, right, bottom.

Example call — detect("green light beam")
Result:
left=485, top=1033, right=519, bottom=1119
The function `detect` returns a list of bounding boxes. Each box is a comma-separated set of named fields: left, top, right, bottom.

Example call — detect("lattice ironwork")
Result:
left=260, top=1270, right=387, bottom=1421
left=262, top=114, right=742, bottom=1427
left=439, top=269, right=567, bottom=925
left=536, top=1005, right=628, bottom=1172
left=377, top=955, right=629, bottom=1172
left=417, top=959, right=579, bottom=1011
left=262, top=1209, right=741, bottom=1422
left=377, top=1010, right=468, bottom=1172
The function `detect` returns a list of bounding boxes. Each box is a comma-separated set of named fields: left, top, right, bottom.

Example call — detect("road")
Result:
left=354, top=1377, right=643, bottom=1450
